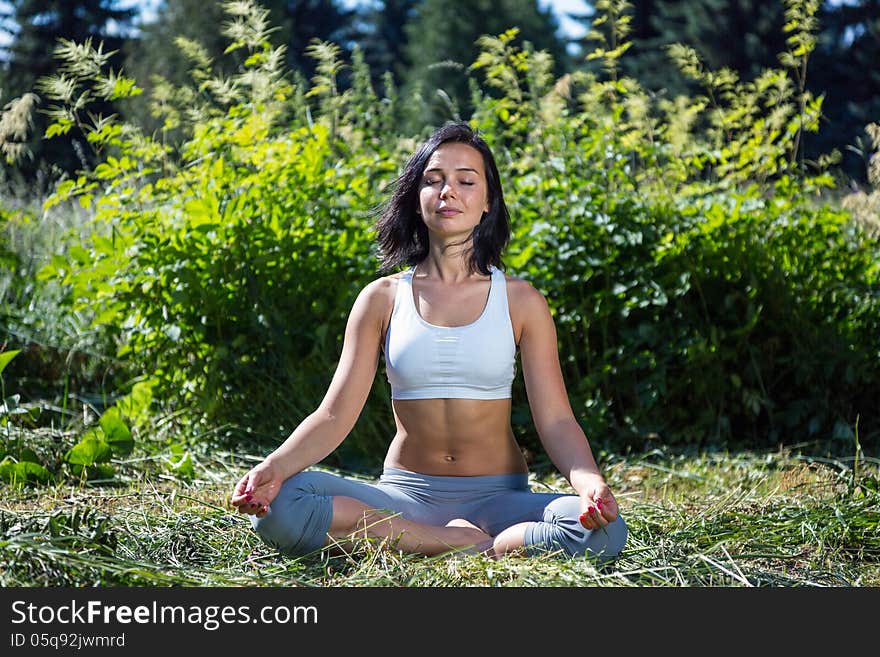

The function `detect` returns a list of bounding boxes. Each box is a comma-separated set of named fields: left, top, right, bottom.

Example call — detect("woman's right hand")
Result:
left=231, top=459, right=284, bottom=518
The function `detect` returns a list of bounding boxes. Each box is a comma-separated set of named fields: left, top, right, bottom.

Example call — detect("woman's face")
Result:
left=418, top=142, right=490, bottom=239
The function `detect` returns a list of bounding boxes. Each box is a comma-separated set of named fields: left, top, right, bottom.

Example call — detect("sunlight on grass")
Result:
left=2, top=445, right=877, bottom=587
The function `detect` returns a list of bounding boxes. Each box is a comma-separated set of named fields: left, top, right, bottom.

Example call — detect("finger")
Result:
left=230, top=488, right=254, bottom=506
left=238, top=501, right=264, bottom=516
left=578, top=512, right=592, bottom=530
left=590, top=505, right=609, bottom=529
left=234, top=473, right=251, bottom=496
left=596, top=496, right=618, bottom=523
left=586, top=497, right=612, bottom=528
left=595, top=496, right=609, bottom=522
left=242, top=501, right=267, bottom=517
left=243, top=471, right=262, bottom=495
left=579, top=504, right=602, bottom=530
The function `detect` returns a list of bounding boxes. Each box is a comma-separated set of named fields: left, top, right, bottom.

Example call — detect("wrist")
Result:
left=571, top=469, right=606, bottom=494
left=263, top=453, right=291, bottom=479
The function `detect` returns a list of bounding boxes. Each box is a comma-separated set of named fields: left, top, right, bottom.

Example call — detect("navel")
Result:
left=444, top=455, right=456, bottom=462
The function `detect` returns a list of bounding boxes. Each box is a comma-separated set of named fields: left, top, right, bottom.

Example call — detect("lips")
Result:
left=437, top=207, right=462, bottom=216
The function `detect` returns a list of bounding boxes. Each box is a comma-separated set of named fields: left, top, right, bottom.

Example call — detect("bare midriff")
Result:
left=383, top=397, right=529, bottom=476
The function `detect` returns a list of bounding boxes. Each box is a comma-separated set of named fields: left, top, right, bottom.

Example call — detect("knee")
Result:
left=250, top=471, right=334, bottom=557
left=524, top=497, right=628, bottom=561
left=526, top=515, right=627, bottom=561
left=582, top=515, right=628, bottom=561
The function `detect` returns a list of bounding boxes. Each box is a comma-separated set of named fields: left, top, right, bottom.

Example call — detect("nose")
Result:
left=439, top=182, right=455, bottom=199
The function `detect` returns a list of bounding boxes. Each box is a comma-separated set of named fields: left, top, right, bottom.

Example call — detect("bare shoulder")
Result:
left=362, top=271, right=402, bottom=292
left=356, top=273, right=399, bottom=305
left=352, top=273, right=403, bottom=335
left=503, top=272, right=552, bottom=345
left=503, top=272, right=550, bottom=313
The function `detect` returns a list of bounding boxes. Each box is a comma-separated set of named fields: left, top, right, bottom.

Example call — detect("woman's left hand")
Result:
left=577, top=477, right=619, bottom=531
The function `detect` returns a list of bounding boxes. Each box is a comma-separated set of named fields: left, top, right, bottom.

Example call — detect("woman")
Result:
left=231, top=122, right=627, bottom=560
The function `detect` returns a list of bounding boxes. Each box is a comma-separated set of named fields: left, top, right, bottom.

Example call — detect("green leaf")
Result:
left=17, top=448, right=40, bottom=463
left=0, top=457, right=53, bottom=485
left=64, top=430, right=112, bottom=466
left=0, top=350, right=20, bottom=375
left=168, top=451, right=195, bottom=480
left=1, top=394, right=21, bottom=414
left=116, top=379, right=155, bottom=426
left=99, top=407, right=134, bottom=456
left=87, top=463, right=117, bottom=480
left=45, top=119, right=74, bottom=139
left=92, top=302, right=124, bottom=326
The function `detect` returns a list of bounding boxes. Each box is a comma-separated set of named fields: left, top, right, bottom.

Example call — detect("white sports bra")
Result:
left=384, top=265, right=516, bottom=400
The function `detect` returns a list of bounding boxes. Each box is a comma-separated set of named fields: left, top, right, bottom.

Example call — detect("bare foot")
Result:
left=446, top=518, right=481, bottom=531
left=446, top=518, right=495, bottom=556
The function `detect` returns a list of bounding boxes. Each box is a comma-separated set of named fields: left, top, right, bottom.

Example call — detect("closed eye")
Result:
left=422, top=178, right=476, bottom=186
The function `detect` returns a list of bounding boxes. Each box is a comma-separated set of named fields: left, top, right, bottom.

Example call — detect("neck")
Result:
left=417, top=247, right=478, bottom=283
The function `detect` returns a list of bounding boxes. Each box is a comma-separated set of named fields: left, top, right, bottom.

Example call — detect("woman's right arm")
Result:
left=231, top=277, right=391, bottom=515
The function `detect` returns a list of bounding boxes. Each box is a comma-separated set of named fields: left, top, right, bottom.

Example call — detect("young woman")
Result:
left=231, top=122, right=627, bottom=560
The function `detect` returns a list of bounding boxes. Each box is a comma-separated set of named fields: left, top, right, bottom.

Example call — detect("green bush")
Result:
left=508, top=185, right=879, bottom=450
left=14, top=0, right=878, bottom=469
left=0, top=198, right=119, bottom=402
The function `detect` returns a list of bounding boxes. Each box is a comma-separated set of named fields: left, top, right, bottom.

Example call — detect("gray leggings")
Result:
left=251, top=468, right=627, bottom=560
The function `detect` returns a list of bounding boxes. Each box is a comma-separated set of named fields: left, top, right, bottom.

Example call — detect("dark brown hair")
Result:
left=374, top=122, right=510, bottom=275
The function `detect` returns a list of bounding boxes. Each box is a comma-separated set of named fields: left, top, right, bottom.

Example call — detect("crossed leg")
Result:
left=329, top=496, right=494, bottom=556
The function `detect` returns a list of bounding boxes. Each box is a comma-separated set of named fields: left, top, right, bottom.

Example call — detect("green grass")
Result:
left=2, top=439, right=877, bottom=587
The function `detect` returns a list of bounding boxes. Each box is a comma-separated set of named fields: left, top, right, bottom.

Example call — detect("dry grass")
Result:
left=2, top=443, right=877, bottom=587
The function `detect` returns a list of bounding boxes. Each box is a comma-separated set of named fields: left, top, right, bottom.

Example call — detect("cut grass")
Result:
left=1, top=445, right=877, bottom=587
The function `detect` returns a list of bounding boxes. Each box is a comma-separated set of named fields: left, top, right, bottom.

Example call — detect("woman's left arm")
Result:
left=516, top=280, right=619, bottom=530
